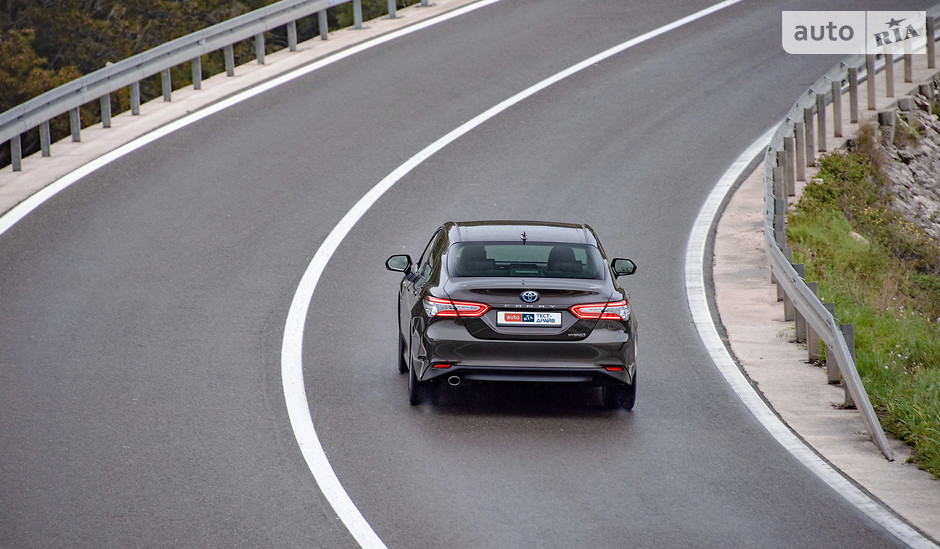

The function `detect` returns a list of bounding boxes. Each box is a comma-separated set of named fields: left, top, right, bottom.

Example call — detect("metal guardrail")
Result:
left=763, top=9, right=940, bottom=461
left=0, top=0, right=437, bottom=171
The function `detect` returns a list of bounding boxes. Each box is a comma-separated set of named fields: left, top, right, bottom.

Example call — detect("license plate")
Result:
left=497, top=311, right=562, bottom=327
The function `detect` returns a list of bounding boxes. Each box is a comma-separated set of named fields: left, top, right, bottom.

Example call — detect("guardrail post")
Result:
left=70, top=107, right=81, bottom=142
left=803, top=107, right=815, bottom=166
left=255, top=33, right=265, bottom=64
left=40, top=120, right=51, bottom=156
left=771, top=152, right=790, bottom=289
left=816, top=92, right=827, bottom=152
left=131, top=82, right=141, bottom=115
left=774, top=159, right=783, bottom=186
left=782, top=250, right=795, bottom=316
left=772, top=162, right=783, bottom=198
left=354, top=0, right=363, bottom=29
left=100, top=94, right=111, bottom=128
left=809, top=300, right=835, bottom=364
left=421, top=0, right=430, bottom=6
left=829, top=322, right=846, bottom=384
left=805, top=282, right=819, bottom=356
left=387, top=0, right=399, bottom=18
left=929, top=17, right=936, bottom=69
left=794, top=120, right=806, bottom=182
left=192, top=57, right=202, bottom=90
left=773, top=198, right=786, bottom=252
left=11, top=134, right=21, bottom=171
left=918, top=83, right=934, bottom=103
left=224, top=45, right=235, bottom=76
left=885, top=53, right=894, bottom=98
left=866, top=55, right=876, bottom=110
left=783, top=289, right=795, bottom=320
left=840, top=324, right=856, bottom=406
left=776, top=149, right=787, bottom=198
left=161, top=69, right=172, bottom=101
left=878, top=110, right=896, bottom=147
left=848, top=67, right=859, bottom=123
left=793, top=264, right=806, bottom=340
left=288, top=20, right=298, bottom=51
left=319, top=10, right=328, bottom=40
left=831, top=78, right=842, bottom=138
left=784, top=135, right=795, bottom=196
left=898, top=97, right=914, bottom=124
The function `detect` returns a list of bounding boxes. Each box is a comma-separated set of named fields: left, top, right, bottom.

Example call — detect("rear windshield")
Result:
left=448, top=242, right=605, bottom=279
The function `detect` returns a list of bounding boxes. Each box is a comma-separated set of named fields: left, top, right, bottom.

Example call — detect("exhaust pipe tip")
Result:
left=447, top=375, right=462, bottom=387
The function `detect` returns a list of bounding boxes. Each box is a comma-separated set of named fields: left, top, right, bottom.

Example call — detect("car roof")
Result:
left=446, top=221, right=599, bottom=246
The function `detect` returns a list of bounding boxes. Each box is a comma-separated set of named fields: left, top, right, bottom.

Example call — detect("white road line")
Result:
left=684, top=128, right=937, bottom=549
left=281, top=1, right=744, bottom=546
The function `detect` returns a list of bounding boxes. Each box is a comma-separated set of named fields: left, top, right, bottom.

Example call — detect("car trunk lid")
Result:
left=442, top=278, right=614, bottom=340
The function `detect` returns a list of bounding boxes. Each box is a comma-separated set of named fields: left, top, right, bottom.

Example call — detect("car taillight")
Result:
left=569, top=300, right=630, bottom=321
left=423, top=296, right=490, bottom=318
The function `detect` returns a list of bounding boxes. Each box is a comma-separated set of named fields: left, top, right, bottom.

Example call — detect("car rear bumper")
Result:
left=423, top=364, right=631, bottom=386
left=416, top=319, right=636, bottom=385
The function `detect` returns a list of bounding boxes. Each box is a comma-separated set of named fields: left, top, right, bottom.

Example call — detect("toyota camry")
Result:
left=385, top=221, right=638, bottom=409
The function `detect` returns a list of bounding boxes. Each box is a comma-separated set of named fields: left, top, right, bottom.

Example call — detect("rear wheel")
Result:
left=398, top=333, right=408, bottom=373
left=603, top=374, right=636, bottom=410
left=397, top=303, right=408, bottom=373
left=408, top=348, right=427, bottom=405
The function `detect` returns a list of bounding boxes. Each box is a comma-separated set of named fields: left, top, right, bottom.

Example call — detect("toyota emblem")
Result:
left=520, top=291, right=539, bottom=303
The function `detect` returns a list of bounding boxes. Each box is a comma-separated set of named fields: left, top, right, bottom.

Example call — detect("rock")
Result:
left=849, top=231, right=870, bottom=245
left=868, top=102, right=940, bottom=243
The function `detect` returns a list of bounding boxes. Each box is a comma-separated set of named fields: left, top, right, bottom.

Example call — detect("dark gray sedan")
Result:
left=386, top=221, right=638, bottom=409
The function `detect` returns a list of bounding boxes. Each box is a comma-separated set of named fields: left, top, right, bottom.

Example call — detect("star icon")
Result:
left=886, top=17, right=905, bottom=28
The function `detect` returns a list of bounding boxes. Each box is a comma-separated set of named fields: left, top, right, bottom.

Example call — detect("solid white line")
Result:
left=281, top=1, right=744, bottom=546
left=684, top=128, right=937, bottom=549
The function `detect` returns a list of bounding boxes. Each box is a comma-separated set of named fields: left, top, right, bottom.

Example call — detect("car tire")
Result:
left=398, top=333, right=408, bottom=374
left=397, top=302, right=408, bottom=373
left=623, top=374, right=636, bottom=410
left=408, top=351, right=424, bottom=406
left=603, top=375, right=636, bottom=410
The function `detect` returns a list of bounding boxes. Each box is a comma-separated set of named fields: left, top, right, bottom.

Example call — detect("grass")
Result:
left=786, top=131, right=940, bottom=478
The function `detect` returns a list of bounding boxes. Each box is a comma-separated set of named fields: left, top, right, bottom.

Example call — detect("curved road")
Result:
left=0, top=0, right=926, bottom=547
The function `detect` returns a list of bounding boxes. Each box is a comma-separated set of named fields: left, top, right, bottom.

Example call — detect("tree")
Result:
left=0, top=28, right=80, bottom=166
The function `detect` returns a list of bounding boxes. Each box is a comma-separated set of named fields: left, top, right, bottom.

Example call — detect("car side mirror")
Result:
left=611, top=258, right=637, bottom=277
left=386, top=254, right=413, bottom=273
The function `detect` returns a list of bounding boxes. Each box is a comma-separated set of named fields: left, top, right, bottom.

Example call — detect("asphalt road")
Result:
left=0, top=0, right=927, bottom=547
